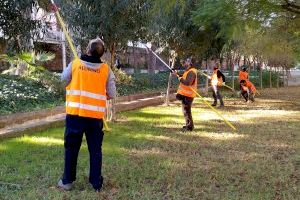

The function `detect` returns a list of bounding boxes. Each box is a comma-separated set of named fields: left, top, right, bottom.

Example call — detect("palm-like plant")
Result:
left=0, top=51, right=55, bottom=76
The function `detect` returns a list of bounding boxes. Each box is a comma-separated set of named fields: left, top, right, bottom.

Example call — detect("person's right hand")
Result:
left=172, top=70, right=178, bottom=77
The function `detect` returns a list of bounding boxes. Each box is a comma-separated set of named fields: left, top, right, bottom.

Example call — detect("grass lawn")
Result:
left=0, top=87, right=299, bottom=199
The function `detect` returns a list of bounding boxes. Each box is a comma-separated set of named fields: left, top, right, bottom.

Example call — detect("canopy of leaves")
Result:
left=0, top=0, right=48, bottom=51
left=58, top=0, right=149, bottom=52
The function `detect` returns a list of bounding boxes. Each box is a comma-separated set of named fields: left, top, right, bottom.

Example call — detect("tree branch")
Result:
left=281, top=1, right=300, bottom=14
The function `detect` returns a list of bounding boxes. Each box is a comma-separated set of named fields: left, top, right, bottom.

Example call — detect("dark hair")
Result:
left=242, top=65, right=248, bottom=71
left=186, top=57, right=194, bottom=66
left=90, top=41, right=104, bottom=58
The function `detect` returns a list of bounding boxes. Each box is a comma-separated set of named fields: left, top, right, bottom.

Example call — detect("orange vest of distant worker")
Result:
left=239, top=71, right=249, bottom=81
left=177, top=68, right=198, bottom=98
left=242, top=80, right=257, bottom=93
left=66, top=58, right=109, bottom=119
left=211, top=69, right=223, bottom=86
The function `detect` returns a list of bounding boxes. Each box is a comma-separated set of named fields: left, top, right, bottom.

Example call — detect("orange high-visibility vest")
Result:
left=66, top=58, right=109, bottom=119
left=211, top=69, right=223, bottom=86
left=242, top=80, right=256, bottom=93
left=177, top=68, right=198, bottom=98
left=246, top=80, right=256, bottom=93
left=239, top=71, right=249, bottom=81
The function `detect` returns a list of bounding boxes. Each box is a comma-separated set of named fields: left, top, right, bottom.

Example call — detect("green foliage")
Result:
left=116, top=71, right=206, bottom=96
left=112, top=68, right=132, bottom=85
left=60, top=0, right=149, bottom=52
left=0, top=74, right=64, bottom=115
left=116, top=72, right=173, bottom=96
left=0, top=0, right=45, bottom=51
left=1, top=51, right=55, bottom=77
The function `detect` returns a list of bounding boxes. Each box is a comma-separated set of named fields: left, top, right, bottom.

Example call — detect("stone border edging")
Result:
left=0, top=93, right=177, bottom=140
left=0, top=106, right=65, bottom=129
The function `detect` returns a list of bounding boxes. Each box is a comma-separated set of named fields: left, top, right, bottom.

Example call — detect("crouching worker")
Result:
left=210, top=66, right=226, bottom=108
left=240, top=80, right=256, bottom=103
left=174, top=58, right=197, bottom=131
left=58, top=38, right=116, bottom=192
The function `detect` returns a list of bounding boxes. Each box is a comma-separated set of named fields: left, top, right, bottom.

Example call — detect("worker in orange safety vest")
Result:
left=174, top=57, right=197, bottom=131
left=58, top=38, right=116, bottom=192
left=210, top=66, right=226, bottom=108
left=239, top=65, right=249, bottom=82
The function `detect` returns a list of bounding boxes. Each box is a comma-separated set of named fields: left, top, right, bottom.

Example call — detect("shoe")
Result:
left=218, top=104, right=224, bottom=108
left=182, top=126, right=194, bottom=132
left=95, top=188, right=101, bottom=193
left=211, top=103, right=217, bottom=107
left=57, top=179, right=72, bottom=191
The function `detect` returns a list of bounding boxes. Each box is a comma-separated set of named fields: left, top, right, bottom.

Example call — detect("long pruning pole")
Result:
left=49, top=0, right=110, bottom=131
left=189, top=87, right=237, bottom=131
left=50, top=0, right=78, bottom=59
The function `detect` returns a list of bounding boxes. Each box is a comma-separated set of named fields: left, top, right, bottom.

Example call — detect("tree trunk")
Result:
left=109, top=42, right=116, bottom=121
left=132, top=42, right=137, bottom=73
left=238, top=55, right=242, bottom=68
left=110, top=42, right=116, bottom=68
left=165, top=56, right=176, bottom=105
left=205, top=59, right=209, bottom=94
left=247, top=57, right=251, bottom=75
left=230, top=56, right=235, bottom=90
left=259, top=60, right=263, bottom=89
left=276, top=68, right=280, bottom=88
left=269, top=69, right=272, bottom=88
left=147, top=48, right=156, bottom=74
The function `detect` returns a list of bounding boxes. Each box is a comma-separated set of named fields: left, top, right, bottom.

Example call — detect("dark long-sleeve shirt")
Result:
left=217, top=70, right=225, bottom=82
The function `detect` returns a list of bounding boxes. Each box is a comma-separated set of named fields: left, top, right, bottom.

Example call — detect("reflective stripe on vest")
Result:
left=177, top=68, right=197, bottom=98
left=66, top=101, right=106, bottom=112
left=66, top=90, right=107, bottom=100
left=66, top=58, right=109, bottom=119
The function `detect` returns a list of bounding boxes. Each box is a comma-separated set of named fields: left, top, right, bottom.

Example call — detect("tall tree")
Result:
left=59, top=0, right=149, bottom=67
left=0, top=0, right=47, bottom=51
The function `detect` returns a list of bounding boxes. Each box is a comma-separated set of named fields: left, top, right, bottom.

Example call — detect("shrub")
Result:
left=0, top=74, right=64, bottom=115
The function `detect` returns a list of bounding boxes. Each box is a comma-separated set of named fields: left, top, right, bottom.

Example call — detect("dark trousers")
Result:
left=212, top=85, right=224, bottom=105
left=62, top=115, right=104, bottom=190
left=241, top=90, right=255, bottom=102
left=176, top=94, right=194, bottom=130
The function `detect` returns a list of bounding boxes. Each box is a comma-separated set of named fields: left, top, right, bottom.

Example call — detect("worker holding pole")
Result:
left=50, top=1, right=116, bottom=191
left=146, top=48, right=236, bottom=131
left=59, top=38, right=116, bottom=192
left=173, top=58, right=197, bottom=131
left=210, top=65, right=226, bottom=108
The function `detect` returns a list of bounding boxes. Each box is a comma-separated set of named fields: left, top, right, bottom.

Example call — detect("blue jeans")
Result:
left=62, top=115, right=104, bottom=190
